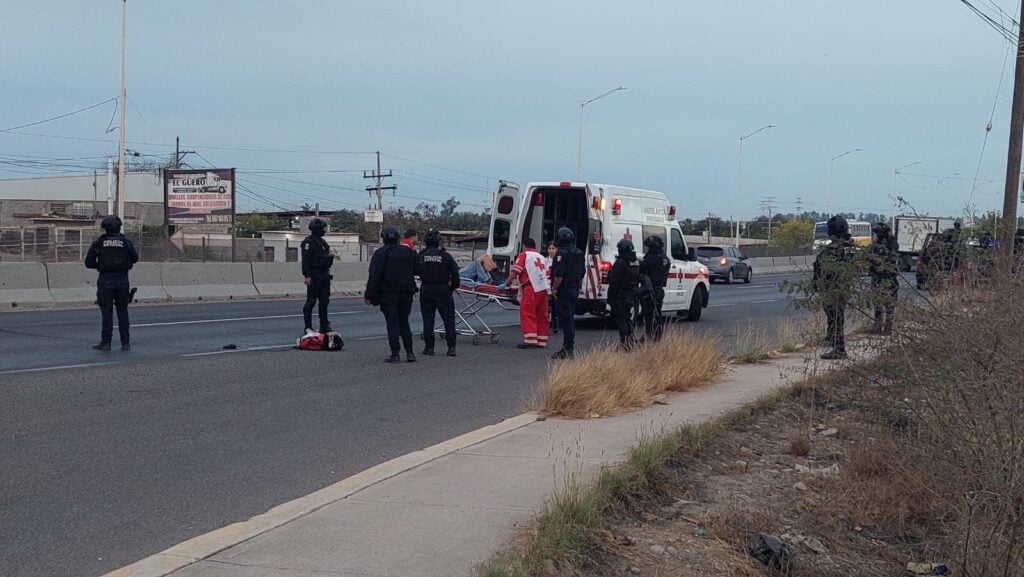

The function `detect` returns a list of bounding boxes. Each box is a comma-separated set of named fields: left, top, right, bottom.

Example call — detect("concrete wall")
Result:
left=0, top=262, right=52, bottom=305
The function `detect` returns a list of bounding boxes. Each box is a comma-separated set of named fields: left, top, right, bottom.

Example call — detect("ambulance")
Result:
left=487, top=181, right=710, bottom=321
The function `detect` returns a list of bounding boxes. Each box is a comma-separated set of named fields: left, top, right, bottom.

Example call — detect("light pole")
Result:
left=577, top=86, right=626, bottom=181
left=735, top=124, right=776, bottom=246
left=116, top=0, right=127, bottom=219
left=828, top=148, right=862, bottom=213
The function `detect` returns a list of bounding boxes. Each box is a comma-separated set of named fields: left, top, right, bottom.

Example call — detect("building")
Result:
left=0, top=172, right=165, bottom=228
left=259, top=231, right=361, bottom=263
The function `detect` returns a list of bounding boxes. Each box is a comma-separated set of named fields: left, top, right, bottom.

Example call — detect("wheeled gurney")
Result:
left=439, top=281, right=519, bottom=345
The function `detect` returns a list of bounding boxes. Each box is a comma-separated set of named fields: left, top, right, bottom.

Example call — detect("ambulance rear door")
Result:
left=488, top=181, right=521, bottom=274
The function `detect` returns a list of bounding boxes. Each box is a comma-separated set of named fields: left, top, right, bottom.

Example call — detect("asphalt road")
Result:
left=0, top=274, right=802, bottom=577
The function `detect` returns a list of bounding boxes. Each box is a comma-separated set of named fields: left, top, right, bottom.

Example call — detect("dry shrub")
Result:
left=779, top=312, right=819, bottom=352
left=788, top=433, right=810, bottom=457
left=732, top=324, right=771, bottom=363
left=540, top=331, right=721, bottom=418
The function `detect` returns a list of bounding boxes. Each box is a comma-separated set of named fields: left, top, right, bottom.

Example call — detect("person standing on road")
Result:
left=503, top=238, right=550, bottom=349
left=366, top=226, right=418, bottom=363
left=607, top=238, right=642, bottom=350
left=868, top=222, right=899, bottom=335
left=402, top=229, right=418, bottom=251
left=301, top=218, right=334, bottom=334
left=417, top=229, right=460, bottom=357
left=546, top=242, right=559, bottom=334
left=639, top=235, right=670, bottom=342
left=85, top=215, right=139, bottom=351
left=550, top=227, right=585, bottom=359
left=813, top=215, right=856, bottom=360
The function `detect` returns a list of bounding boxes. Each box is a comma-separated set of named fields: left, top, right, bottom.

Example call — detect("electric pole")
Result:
left=1000, top=0, right=1024, bottom=266
left=795, top=196, right=803, bottom=214
left=364, top=151, right=397, bottom=211
left=760, top=196, right=777, bottom=240
left=116, top=0, right=127, bottom=219
left=173, top=136, right=195, bottom=169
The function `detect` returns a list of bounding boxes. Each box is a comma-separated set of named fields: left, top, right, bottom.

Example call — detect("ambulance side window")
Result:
left=493, top=220, right=511, bottom=248
left=670, top=228, right=686, bottom=261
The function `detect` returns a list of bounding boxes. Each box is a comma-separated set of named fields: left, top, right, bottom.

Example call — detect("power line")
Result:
left=0, top=97, right=117, bottom=134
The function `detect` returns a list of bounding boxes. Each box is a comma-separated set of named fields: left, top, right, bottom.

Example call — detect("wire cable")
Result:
left=0, top=97, right=118, bottom=134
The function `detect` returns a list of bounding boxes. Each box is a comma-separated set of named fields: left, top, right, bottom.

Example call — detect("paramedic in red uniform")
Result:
left=503, top=238, right=550, bottom=349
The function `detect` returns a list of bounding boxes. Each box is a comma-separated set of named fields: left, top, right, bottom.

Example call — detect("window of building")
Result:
left=264, top=246, right=276, bottom=261
left=63, top=229, right=81, bottom=244
left=50, top=202, right=69, bottom=215
left=286, top=247, right=299, bottom=262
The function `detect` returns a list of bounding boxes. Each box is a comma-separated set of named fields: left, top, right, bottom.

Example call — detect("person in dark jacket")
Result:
left=640, top=235, right=671, bottom=342
left=366, top=226, right=419, bottom=363
left=813, top=215, right=856, bottom=360
left=301, top=218, right=334, bottom=334
left=868, top=222, right=899, bottom=334
left=85, top=215, right=139, bottom=351
left=550, top=227, right=586, bottom=359
left=607, top=238, right=642, bottom=350
left=417, top=229, right=460, bottom=357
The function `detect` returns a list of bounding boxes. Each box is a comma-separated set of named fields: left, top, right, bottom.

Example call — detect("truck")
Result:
left=487, top=181, right=711, bottom=321
left=892, top=215, right=956, bottom=270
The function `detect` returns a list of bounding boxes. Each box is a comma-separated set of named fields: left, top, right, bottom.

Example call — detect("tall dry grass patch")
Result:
left=539, top=331, right=722, bottom=418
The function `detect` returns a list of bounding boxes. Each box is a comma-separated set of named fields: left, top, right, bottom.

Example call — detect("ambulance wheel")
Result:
left=685, top=287, right=705, bottom=322
left=490, top=334, right=500, bottom=344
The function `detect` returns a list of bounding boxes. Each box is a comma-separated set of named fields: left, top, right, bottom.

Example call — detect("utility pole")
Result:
left=707, top=212, right=713, bottom=242
left=173, top=136, right=195, bottom=169
left=760, top=196, right=777, bottom=241
left=116, top=0, right=127, bottom=219
left=795, top=196, right=803, bottom=214
left=363, top=151, right=397, bottom=211
left=1000, top=0, right=1024, bottom=265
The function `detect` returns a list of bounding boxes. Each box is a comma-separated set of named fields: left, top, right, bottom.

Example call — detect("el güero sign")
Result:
left=164, top=168, right=236, bottom=226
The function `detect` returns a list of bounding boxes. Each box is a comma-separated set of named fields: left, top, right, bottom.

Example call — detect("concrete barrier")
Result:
left=252, top=262, right=305, bottom=297
left=0, top=263, right=53, bottom=305
left=161, top=262, right=258, bottom=300
left=45, top=263, right=98, bottom=303
left=132, top=263, right=169, bottom=302
left=332, top=262, right=369, bottom=295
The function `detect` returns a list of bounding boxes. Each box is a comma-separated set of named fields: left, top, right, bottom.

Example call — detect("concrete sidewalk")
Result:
left=107, top=353, right=833, bottom=577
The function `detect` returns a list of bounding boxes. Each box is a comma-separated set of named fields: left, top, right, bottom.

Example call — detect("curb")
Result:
left=101, top=412, right=540, bottom=577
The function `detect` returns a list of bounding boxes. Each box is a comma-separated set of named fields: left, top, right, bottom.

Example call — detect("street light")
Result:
left=735, top=124, right=776, bottom=246
left=828, top=148, right=863, bottom=211
left=577, top=86, right=626, bottom=181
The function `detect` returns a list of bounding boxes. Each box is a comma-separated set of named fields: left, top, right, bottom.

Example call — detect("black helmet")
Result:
left=101, top=215, right=122, bottom=234
left=643, top=235, right=664, bottom=251
left=871, top=222, right=891, bottom=238
left=381, top=226, right=401, bottom=244
left=826, top=215, right=850, bottom=239
left=424, top=229, right=442, bottom=247
left=309, top=218, right=326, bottom=236
left=616, top=238, right=635, bottom=256
left=556, top=227, right=574, bottom=246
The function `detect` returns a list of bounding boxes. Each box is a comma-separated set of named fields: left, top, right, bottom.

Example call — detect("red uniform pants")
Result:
left=519, top=284, right=549, bottom=347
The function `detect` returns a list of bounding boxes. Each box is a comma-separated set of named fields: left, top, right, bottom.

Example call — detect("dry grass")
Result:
left=732, top=324, right=771, bottom=364
left=787, top=433, right=810, bottom=457
left=538, top=332, right=722, bottom=418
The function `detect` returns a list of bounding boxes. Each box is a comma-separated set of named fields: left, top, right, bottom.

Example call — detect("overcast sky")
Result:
left=1, top=1, right=1018, bottom=220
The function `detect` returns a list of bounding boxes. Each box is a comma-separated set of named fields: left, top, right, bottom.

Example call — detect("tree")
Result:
left=771, top=219, right=814, bottom=252
left=235, top=213, right=289, bottom=237
left=439, top=196, right=460, bottom=221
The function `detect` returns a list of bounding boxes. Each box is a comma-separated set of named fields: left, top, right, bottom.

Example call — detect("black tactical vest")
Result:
left=97, top=235, right=131, bottom=273
left=419, top=247, right=450, bottom=284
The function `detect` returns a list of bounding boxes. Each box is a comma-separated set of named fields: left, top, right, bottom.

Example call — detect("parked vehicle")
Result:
left=813, top=220, right=871, bottom=250
left=893, top=215, right=957, bottom=271
left=695, top=244, right=752, bottom=284
left=487, top=181, right=711, bottom=320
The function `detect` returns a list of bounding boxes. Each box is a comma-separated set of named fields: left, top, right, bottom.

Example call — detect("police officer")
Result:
left=85, top=215, right=139, bottom=351
left=365, top=226, right=418, bottom=363
left=868, top=222, right=899, bottom=335
left=301, top=218, right=334, bottom=334
left=608, top=238, right=642, bottom=350
left=417, top=229, right=460, bottom=357
left=640, top=235, right=670, bottom=342
left=813, top=215, right=856, bottom=360
left=550, top=227, right=585, bottom=359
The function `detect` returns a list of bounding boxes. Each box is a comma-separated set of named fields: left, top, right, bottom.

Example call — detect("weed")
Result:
left=732, top=324, right=771, bottom=364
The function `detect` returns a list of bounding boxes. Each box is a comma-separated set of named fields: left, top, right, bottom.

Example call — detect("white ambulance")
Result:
left=487, top=181, right=710, bottom=321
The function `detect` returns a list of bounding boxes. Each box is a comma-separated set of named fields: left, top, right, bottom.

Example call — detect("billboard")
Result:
left=164, top=168, right=235, bottom=226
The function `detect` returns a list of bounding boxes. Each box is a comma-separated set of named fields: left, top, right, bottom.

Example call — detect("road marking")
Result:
left=134, top=311, right=361, bottom=328
left=181, top=344, right=296, bottom=357
left=0, top=362, right=123, bottom=376
left=708, top=298, right=785, bottom=308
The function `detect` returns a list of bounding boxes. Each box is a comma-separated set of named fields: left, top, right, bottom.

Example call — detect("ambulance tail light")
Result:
left=533, top=192, right=544, bottom=206
left=668, top=205, right=677, bottom=220
left=559, top=181, right=573, bottom=188
left=612, top=198, right=622, bottom=215
left=600, top=260, right=612, bottom=284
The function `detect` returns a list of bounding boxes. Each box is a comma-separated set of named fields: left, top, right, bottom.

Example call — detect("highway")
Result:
left=0, top=274, right=801, bottom=577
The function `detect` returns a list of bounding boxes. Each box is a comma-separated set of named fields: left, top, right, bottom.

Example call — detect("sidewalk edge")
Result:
left=101, top=411, right=540, bottom=577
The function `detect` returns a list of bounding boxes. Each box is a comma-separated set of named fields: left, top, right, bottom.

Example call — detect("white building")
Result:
left=259, top=231, right=361, bottom=263
left=0, top=172, right=165, bottom=227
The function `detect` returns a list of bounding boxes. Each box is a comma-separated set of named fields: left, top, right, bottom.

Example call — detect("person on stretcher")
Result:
left=459, top=254, right=503, bottom=287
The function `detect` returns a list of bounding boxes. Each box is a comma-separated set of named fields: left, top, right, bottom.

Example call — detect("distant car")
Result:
left=197, top=184, right=227, bottom=193
left=696, top=245, right=752, bottom=284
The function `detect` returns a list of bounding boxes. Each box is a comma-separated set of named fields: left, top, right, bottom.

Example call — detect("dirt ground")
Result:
left=584, top=367, right=956, bottom=577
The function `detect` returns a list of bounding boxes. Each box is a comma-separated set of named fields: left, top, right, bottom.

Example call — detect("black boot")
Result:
left=820, top=349, right=847, bottom=360
left=385, top=354, right=401, bottom=363
left=406, top=351, right=417, bottom=363
left=92, top=342, right=111, bottom=352
left=422, top=348, right=435, bottom=356
left=447, top=347, right=456, bottom=357
left=121, top=343, right=131, bottom=351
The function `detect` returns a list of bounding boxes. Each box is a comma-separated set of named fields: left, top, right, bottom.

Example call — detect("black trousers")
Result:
left=872, top=277, right=898, bottom=331
left=555, top=290, right=578, bottom=353
left=97, top=275, right=130, bottom=345
left=641, top=286, right=666, bottom=341
left=302, top=270, right=331, bottom=331
left=381, top=292, right=415, bottom=355
left=823, top=299, right=846, bottom=352
left=420, top=283, right=456, bottom=349
left=610, top=295, right=636, bottom=344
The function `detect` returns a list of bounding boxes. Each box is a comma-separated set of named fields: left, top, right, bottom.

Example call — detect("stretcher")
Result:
left=440, top=280, right=519, bottom=345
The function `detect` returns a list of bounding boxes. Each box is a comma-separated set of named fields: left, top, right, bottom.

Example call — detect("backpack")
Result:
left=296, top=331, right=344, bottom=351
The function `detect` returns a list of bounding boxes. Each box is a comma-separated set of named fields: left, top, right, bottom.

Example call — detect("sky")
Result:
left=0, top=1, right=1019, bottom=221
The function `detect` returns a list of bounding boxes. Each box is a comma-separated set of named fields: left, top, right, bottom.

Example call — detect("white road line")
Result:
left=134, top=311, right=361, bottom=328
left=0, top=362, right=123, bottom=376
left=708, top=298, right=785, bottom=308
left=181, top=344, right=296, bottom=357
